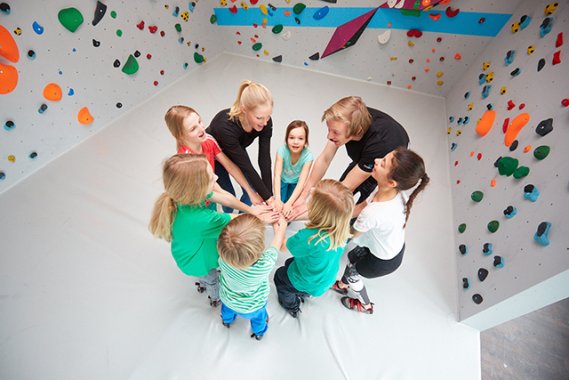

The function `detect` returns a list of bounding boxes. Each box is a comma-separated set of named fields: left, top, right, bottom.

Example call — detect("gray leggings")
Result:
left=197, top=268, right=220, bottom=301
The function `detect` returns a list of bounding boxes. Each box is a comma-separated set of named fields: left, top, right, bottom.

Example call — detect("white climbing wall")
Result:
left=446, top=0, right=569, bottom=325
left=0, top=0, right=221, bottom=193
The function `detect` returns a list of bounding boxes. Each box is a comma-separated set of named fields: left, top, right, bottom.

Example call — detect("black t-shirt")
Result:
left=206, top=109, right=273, bottom=200
left=345, top=107, right=410, bottom=172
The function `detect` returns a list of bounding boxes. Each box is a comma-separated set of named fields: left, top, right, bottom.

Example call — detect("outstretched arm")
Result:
left=216, top=152, right=264, bottom=205
left=282, top=160, right=313, bottom=218
left=271, top=215, right=288, bottom=251
left=341, top=164, right=372, bottom=192
left=272, top=153, right=284, bottom=212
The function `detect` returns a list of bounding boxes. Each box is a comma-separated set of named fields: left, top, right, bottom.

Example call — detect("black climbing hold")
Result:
left=4, top=120, right=15, bottom=130
left=472, top=294, right=483, bottom=304
left=537, top=58, right=546, bottom=71
left=27, top=50, right=36, bottom=58
left=134, top=50, right=141, bottom=58
left=478, top=268, right=489, bottom=282
left=537, top=221, right=548, bottom=236
left=0, top=2, right=10, bottom=14
left=39, top=103, right=48, bottom=113
left=510, top=68, right=521, bottom=77
left=535, top=118, right=553, bottom=136
left=309, top=52, right=320, bottom=61
left=509, top=140, right=518, bottom=151
left=486, top=103, right=493, bottom=110
left=462, top=278, right=469, bottom=289
left=93, top=1, right=107, bottom=26
left=92, top=39, right=100, bottom=47
left=493, top=156, right=502, bottom=168
left=29, top=151, right=38, bottom=159
left=294, top=17, right=301, bottom=25
left=116, top=102, right=123, bottom=108
left=113, top=59, right=121, bottom=68
left=272, top=55, right=282, bottom=63
left=464, top=92, right=470, bottom=99
left=493, top=256, right=504, bottom=268
left=459, top=244, right=467, bottom=255
left=483, top=243, right=492, bottom=255
left=504, top=206, right=514, bottom=216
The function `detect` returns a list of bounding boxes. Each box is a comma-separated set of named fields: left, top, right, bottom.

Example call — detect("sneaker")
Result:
left=208, top=297, right=221, bottom=307
left=222, top=321, right=231, bottom=328
left=250, top=333, right=263, bottom=341
left=288, top=309, right=301, bottom=318
left=194, top=282, right=206, bottom=294
left=340, top=297, right=374, bottom=314
left=330, top=280, right=349, bottom=295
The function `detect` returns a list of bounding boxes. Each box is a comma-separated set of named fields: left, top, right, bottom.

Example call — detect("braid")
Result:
left=403, top=174, right=429, bottom=227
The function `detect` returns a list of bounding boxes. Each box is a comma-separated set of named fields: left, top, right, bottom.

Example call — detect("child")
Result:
left=164, top=105, right=265, bottom=209
left=149, top=154, right=234, bottom=307
left=217, top=214, right=287, bottom=340
left=331, top=147, right=429, bottom=314
left=273, top=120, right=313, bottom=219
left=273, top=179, right=354, bottom=317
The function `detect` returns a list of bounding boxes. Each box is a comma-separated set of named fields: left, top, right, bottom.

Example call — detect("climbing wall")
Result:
left=446, top=0, right=569, bottom=320
left=0, top=1, right=220, bottom=193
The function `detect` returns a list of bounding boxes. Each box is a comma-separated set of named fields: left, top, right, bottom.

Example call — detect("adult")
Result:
left=290, top=96, right=409, bottom=218
left=206, top=80, right=275, bottom=211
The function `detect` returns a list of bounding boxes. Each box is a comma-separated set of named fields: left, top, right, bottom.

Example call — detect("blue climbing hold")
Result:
left=504, top=50, right=515, bottom=66
left=4, top=120, right=15, bottom=131
left=478, top=73, right=486, bottom=85
left=519, top=15, right=531, bottom=30
left=534, top=221, right=551, bottom=246
left=482, top=243, right=493, bottom=256
left=463, top=116, right=470, bottom=125
left=32, top=21, right=45, bottom=35
left=493, top=256, right=504, bottom=268
left=313, top=6, right=329, bottom=20
left=540, top=17, right=552, bottom=38
left=449, top=116, right=455, bottom=123
left=503, top=205, right=517, bottom=219
left=523, top=184, right=540, bottom=202
left=451, top=143, right=457, bottom=151
left=482, top=85, right=492, bottom=99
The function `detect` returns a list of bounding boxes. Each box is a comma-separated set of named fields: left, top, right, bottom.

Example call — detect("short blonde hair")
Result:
left=321, top=96, right=372, bottom=138
left=164, top=105, right=199, bottom=150
left=228, top=80, right=273, bottom=121
left=305, top=179, right=354, bottom=251
left=149, top=154, right=210, bottom=241
left=218, top=214, right=266, bottom=269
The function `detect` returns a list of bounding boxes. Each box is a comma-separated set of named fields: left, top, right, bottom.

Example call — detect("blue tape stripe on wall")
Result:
left=214, top=7, right=512, bottom=37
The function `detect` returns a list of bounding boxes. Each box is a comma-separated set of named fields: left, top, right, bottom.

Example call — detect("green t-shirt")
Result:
left=286, top=228, right=346, bottom=296
left=219, top=247, right=279, bottom=313
left=171, top=199, right=231, bottom=277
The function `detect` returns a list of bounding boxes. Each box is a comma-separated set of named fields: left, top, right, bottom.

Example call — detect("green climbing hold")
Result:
left=471, top=191, right=484, bottom=202
left=497, top=156, right=519, bottom=176
left=458, top=223, right=466, bottom=233
left=272, top=24, right=284, bottom=34
left=293, top=3, right=306, bottom=15
left=488, top=220, right=500, bottom=233
left=401, top=9, right=421, bottom=17
left=513, top=166, right=530, bottom=179
left=533, top=145, right=550, bottom=160
left=252, top=42, right=262, bottom=51
left=58, top=8, right=84, bottom=32
left=121, top=54, right=139, bottom=75
left=110, top=10, right=117, bottom=18
left=193, top=52, right=205, bottom=64
left=210, top=14, right=217, bottom=24
left=116, top=29, right=123, bottom=37
left=175, top=23, right=182, bottom=33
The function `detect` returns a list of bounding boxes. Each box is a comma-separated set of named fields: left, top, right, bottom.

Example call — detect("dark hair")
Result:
left=285, top=120, right=309, bottom=146
left=389, top=147, right=429, bottom=227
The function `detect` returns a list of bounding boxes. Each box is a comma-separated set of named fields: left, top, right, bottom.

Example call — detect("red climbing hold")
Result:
left=519, top=103, right=525, bottom=110
left=556, top=32, right=563, bottom=48
left=507, top=100, right=515, bottom=110
left=136, top=21, right=145, bottom=30
left=429, top=13, right=441, bottom=21
left=148, top=25, right=157, bottom=34
left=445, top=7, right=460, bottom=18
left=229, top=5, right=237, bottom=14
left=562, top=98, right=569, bottom=107
left=477, top=153, right=482, bottom=160
left=552, top=51, right=561, bottom=65
left=502, top=118, right=510, bottom=133
left=407, top=29, right=423, bottom=38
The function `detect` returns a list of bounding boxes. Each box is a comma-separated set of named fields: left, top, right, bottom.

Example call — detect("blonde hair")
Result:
left=164, top=105, right=199, bottom=150
left=321, top=96, right=372, bottom=138
left=305, top=179, right=354, bottom=251
left=218, top=214, right=265, bottom=269
left=228, top=80, right=273, bottom=121
left=285, top=120, right=310, bottom=146
left=149, top=154, right=211, bottom=241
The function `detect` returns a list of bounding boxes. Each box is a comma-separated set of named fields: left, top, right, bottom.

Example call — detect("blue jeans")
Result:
left=220, top=302, right=269, bottom=336
left=214, top=161, right=251, bottom=213
left=280, top=181, right=297, bottom=203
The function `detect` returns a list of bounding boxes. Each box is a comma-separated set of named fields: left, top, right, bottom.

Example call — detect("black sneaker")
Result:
left=288, top=309, right=301, bottom=318
left=208, top=297, right=221, bottom=307
left=222, top=321, right=231, bottom=328
left=250, top=333, right=263, bottom=341
left=194, top=282, right=206, bottom=293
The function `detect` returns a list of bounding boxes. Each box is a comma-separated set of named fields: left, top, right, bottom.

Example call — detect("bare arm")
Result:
left=272, top=153, right=284, bottom=211
left=341, top=164, right=372, bottom=192
left=271, top=215, right=288, bottom=251
left=216, top=152, right=264, bottom=205
left=282, top=160, right=313, bottom=218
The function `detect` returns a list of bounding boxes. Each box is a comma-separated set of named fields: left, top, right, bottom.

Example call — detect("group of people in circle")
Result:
left=150, top=80, right=429, bottom=340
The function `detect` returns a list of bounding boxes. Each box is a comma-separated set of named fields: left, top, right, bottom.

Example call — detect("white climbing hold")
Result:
left=387, top=0, right=405, bottom=9
left=377, top=30, right=391, bottom=44
left=282, top=30, right=291, bottom=40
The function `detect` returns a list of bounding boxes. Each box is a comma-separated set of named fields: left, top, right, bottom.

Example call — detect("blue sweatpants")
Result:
left=221, top=302, right=269, bottom=336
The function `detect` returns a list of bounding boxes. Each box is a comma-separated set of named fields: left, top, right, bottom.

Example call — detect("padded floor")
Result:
left=0, top=54, right=480, bottom=380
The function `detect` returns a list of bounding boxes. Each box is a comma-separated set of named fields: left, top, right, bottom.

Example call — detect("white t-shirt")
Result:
left=353, top=191, right=406, bottom=260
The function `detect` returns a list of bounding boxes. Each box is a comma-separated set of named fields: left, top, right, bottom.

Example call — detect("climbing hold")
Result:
left=26, top=50, right=36, bottom=59
left=503, top=205, right=517, bottom=219
left=507, top=100, right=516, bottom=110
left=475, top=110, right=496, bottom=137
left=471, top=191, right=484, bottom=202
left=487, top=104, right=494, bottom=110
left=459, top=244, right=468, bottom=255
left=38, top=103, right=48, bottom=113
left=43, top=83, right=62, bottom=101
left=110, top=10, right=117, bottom=18
left=210, top=14, right=217, bottom=24
left=472, top=294, right=483, bottom=304
left=0, top=25, right=20, bottom=63
left=523, top=184, right=540, bottom=202
left=7, top=154, right=15, bottom=163
left=537, top=58, right=546, bottom=71
left=500, top=86, right=507, bottom=95
left=92, top=39, right=100, bottom=47
left=0, top=63, right=17, bottom=95
left=450, top=143, right=457, bottom=151
left=407, top=29, right=423, bottom=38
left=462, top=278, right=469, bottom=289
left=252, top=42, right=262, bottom=51
left=556, top=32, right=563, bottom=48
left=482, top=61, right=491, bottom=71
left=0, top=3, right=10, bottom=14
left=454, top=53, right=462, bottom=61
left=478, top=268, right=489, bottom=281
left=509, top=140, right=519, bottom=152
left=481, top=85, right=492, bottom=99
left=497, top=156, right=519, bottom=176
left=29, top=151, right=38, bottom=159
left=504, top=50, right=515, bottom=66
left=136, top=21, right=145, bottom=30
left=377, top=30, right=391, bottom=45
left=510, top=68, right=521, bottom=77
left=93, top=1, right=107, bottom=26
left=483, top=243, right=493, bottom=256
left=534, top=222, right=551, bottom=246
left=544, top=3, right=558, bottom=16
left=272, top=24, right=283, bottom=34
left=487, top=220, right=499, bottom=233
left=511, top=21, right=520, bottom=33
left=313, top=6, right=329, bottom=20
left=0, top=171, right=5, bottom=180
left=175, top=23, right=182, bottom=33
left=552, top=51, right=561, bottom=65
left=193, top=52, right=205, bottom=63
left=535, top=118, right=553, bottom=136
left=504, top=113, right=530, bottom=147
left=458, top=223, right=466, bottom=233
left=77, top=107, right=94, bottom=125
left=493, top=256, right=504, bottom=268
left=3, top=120, right=15, bottom=131
left=116, top=29, right=122, bottom=37
left=148, top=25, right=158, bottom=34
left=116, top=102, right=123, bottom=108
left=13, top=27, right=22, bottom=36
left=229, top=5, right=237, bottom=14
left=58, top=8, right=84, bottom=33
left=32, top=21, right=44, bottom=35
left=309, top=52, right=320, bottom=61
left=485, top=72, right=494, bottom=83
left=527, top=45, right=535, bottom=55
left=523, top=145, right=533, bottom=153
left=519, top=15, right=531, bottom=30
left=121, top=55, right=139, bottom=75
left=534, top=145, right=550, bottom=160
left=113, top=59, right=121, bottom=68
left=293, top=3, right=306, bottom=15
left=272, top=55, right=283, bottom=63
left=445, top=7, right=459, bottom=18
left=540, top=17, right=552, bottom=38
left=464, top=92, right=470, bottom=99
left=513, top=166, right=530, bottom=179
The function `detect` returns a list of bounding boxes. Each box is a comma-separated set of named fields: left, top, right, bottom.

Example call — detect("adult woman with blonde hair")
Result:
left=206, top=80, right=275, bottom=212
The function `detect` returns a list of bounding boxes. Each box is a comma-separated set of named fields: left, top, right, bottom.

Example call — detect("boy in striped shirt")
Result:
left=218, top=214, right=287, bottom=340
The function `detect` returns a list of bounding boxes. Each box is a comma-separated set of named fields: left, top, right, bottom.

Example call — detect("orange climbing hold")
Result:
left=475, top=110, right=496, bottom=136
left=0, top=62, right=18, bottom=94
left=77, top=106, right=94, bottom=125
left=43, top=83, right=63, bottom=101
left=504, top=113, right=530, bottom=147
left=0, top=25, right=20, bottom=62
left=490, top=179, right=496, bottom=187
left=523, top=145, right=532, bottom=153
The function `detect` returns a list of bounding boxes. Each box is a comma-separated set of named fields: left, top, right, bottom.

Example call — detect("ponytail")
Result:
left=228, top=80, right=273, bottom=121
left=149, top=192, right=177, bottom=242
